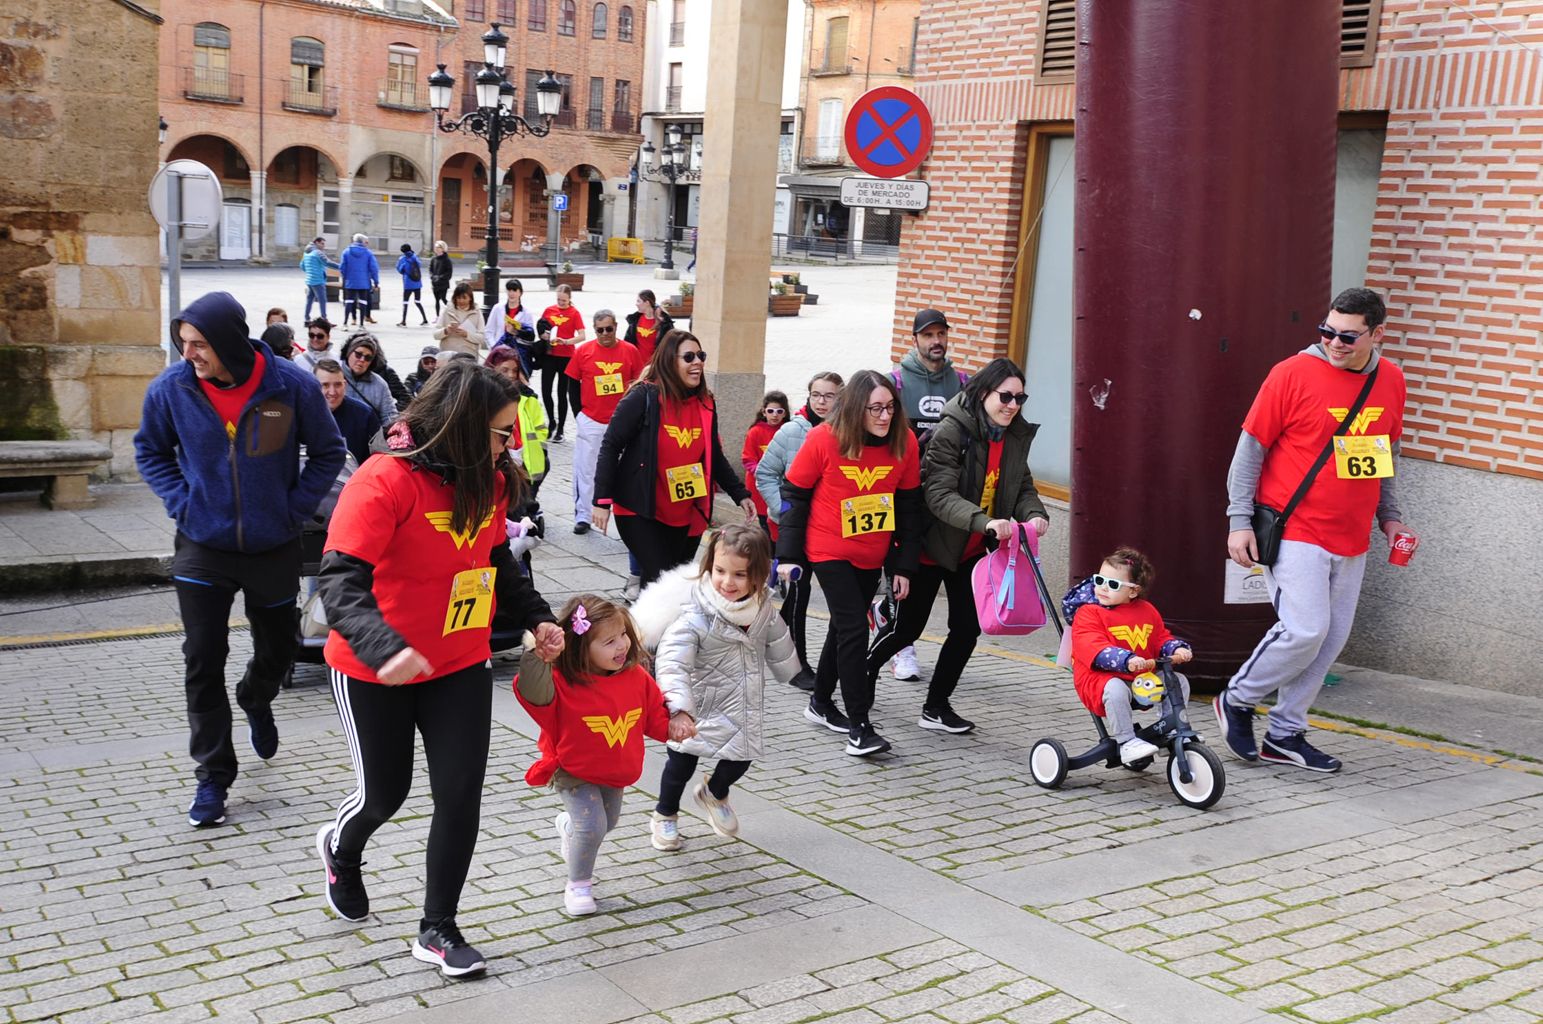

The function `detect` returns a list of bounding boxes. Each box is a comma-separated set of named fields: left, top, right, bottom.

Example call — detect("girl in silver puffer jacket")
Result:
left=631, top=523, right=800, bottom=851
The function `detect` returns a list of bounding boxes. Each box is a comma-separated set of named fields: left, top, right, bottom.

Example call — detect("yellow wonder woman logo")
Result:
left=583, top=709, right=642, bottom=748
left=423, top=511, right=496, bottom=550
left=838, top=465, right=894, bottom=490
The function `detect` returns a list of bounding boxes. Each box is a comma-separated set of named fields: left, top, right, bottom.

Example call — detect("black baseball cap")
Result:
left=913, top=308, right=949, bottom=333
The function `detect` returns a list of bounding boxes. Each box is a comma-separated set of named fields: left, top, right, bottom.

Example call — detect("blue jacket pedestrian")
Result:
left=339, top=238, right=380, bottom=291
left=396, top=248, right=423, bottom=291
left=300, top=245, right=340, bottom=285
left=135, top=291, right=347, bottom=554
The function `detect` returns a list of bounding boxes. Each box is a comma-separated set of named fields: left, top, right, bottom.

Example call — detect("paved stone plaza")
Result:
left=3, top=444, right=1542, bottom=1024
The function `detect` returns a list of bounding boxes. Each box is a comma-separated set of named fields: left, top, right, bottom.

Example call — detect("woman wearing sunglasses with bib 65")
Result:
left=592, top=329, right=755, bottom=586
left=865, top=358, right=1050, bottom=736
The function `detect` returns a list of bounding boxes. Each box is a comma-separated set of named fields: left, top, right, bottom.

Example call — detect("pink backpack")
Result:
left=972, top=523, right=1049, bottom=636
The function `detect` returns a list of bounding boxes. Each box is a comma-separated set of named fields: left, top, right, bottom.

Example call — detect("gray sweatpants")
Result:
left=1225, top=539, right=1367, bottom=737
left=1101, top=672, right=1191, bottom=742
left=560, top=782, right=623, bottom=883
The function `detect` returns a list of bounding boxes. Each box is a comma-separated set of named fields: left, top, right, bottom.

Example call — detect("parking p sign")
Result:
left=552, top=193, right=569, bottom=212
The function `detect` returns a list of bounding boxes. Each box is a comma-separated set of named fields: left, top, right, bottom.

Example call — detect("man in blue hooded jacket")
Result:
left=338, top=233, right=380, bottom=328
left=135, top=292, right=346, bottom=827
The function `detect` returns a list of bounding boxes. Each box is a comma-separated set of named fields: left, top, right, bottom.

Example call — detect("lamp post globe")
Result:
left=536, top=70, right=562, bottom=119
left=482, top=23, right=509, bottom=68
left=427, top=64, right=454, bottom=112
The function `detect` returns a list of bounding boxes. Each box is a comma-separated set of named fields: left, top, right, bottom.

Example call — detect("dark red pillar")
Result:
left=1071, top=0, right=1341, bottom=681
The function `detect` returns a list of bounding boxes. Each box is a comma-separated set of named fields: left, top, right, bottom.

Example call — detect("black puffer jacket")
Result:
left=593, top=382, right=748, bottom=523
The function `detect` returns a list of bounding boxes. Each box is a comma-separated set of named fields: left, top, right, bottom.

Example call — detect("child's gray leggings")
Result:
left=560, top=783, right=623, bottom=882
left=1102, top=672, right=1191, bottom=742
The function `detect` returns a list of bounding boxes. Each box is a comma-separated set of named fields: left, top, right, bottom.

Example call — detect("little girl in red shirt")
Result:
left=1068, top=547, right=1194, bottom=764
left=515, top=596, right=695, bottom=916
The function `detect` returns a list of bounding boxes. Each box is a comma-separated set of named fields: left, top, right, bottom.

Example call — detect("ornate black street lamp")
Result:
left=428, top=23, right=562, bottom=312
left=639, top=123, right=701, bottom=272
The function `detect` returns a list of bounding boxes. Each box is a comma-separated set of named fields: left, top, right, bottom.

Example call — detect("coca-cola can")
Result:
left=1389, top=531, right=1418, bottom=566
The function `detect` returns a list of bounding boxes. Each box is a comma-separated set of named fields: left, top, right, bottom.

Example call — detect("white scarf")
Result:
left=695, top=578, right=762, bottom=628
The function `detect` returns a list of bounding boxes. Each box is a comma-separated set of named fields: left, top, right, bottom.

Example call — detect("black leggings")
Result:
left=655, top=749, right=752, bottom=815
left=329, top=661, right=492, bottom=930
left=779, top=566, right=813, bottom=670
left=540, top=354, right=579, bottom=431
left=866, top=558, right=982, bottom=710
left=812, top=561, right=882, bottom=725
left=615, top=515, right=701, bottom=586
left=431, top=280, right=450, bottom=316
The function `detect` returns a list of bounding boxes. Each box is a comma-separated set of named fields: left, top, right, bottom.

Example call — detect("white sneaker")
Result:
left=554, top=812, right=571, bottom=862
left=650, top=812, right=682, bottom=851
left=891, top=646, right=921, bottom=681
left=692, top=780, right=740, bottom=838
left=623, top=575, right=641, bottom=602
left=1120, top=737, right=1160, bottom=764
left=563, top=879, right=597, bottom=916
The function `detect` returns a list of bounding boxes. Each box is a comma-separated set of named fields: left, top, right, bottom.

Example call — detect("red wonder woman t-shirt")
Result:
left=324, top=455, right=509, bottom=682
left=541, top=304, right=585, bottom=359
left=1244, top=353, right=1406, bottom=557
left=566, top=340, right=643, bottom=424
left=784, top=424, right=920, bottom=570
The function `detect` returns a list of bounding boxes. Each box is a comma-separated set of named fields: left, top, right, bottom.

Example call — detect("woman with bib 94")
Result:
left=592, top=329, right=755, bottom=587
left=315, top=360, right=564, bottom=979
left=777, top=369, right=923, bottom=758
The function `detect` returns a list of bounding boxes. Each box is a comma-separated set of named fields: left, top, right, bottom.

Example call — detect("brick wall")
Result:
left=897, top=0, right=1543, bottom=484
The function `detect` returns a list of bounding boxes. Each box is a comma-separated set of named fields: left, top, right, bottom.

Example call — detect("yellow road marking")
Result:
left=0, top=622, right=246, bottom=648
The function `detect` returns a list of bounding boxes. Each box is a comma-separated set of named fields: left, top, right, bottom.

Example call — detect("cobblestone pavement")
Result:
left=4, top=427, right=1543, bottom=1024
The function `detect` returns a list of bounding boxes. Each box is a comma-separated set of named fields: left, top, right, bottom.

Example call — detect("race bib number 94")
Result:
left=841, top=493, right=895, bottom=537
left=595, top=373, right=624, bottom=396
left=1333, top=435, right=1393, bottom=479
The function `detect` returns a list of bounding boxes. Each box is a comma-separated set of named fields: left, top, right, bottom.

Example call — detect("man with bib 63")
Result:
left=1215, top=287, right=1418, bottom=775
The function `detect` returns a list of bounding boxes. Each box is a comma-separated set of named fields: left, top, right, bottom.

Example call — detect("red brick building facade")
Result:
left=897, top=0, right=1542, bottom=694
left=159, top=0, right=645, bottom=262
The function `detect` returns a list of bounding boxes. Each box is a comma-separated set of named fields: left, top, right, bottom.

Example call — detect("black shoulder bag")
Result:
left=1250, top=365, right=1378, bottom=567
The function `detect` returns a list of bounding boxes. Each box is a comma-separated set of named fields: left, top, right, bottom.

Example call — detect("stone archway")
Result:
left=265, top=145, right=339, bottom=255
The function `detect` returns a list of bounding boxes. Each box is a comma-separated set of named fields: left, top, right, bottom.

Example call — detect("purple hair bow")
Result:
left=571, top=604, right=591, bottom=636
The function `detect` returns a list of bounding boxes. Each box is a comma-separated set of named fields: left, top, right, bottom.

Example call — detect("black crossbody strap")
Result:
left=1279, top=364, right=1379, bottom=521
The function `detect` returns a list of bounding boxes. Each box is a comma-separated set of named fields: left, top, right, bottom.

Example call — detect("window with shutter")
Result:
left=1036, top=0, right=1075, bottom=83
left=1340, top=0, right=1382, bottom=68
left=816, top=98, right=843, bottom=161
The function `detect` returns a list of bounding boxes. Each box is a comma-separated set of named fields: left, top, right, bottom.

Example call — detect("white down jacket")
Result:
left=637, top=565, right=800, bottom=760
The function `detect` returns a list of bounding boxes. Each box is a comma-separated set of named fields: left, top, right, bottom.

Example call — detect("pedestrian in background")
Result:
left=313, top=357, right=380, bottom=466
left=295, top=317, right=335, bottom=374
left=486, top=346, right=550, bottom=496
left=538, top=284, right=586, bottom=443
left=135, top=291, right=345, bottom=828
left=564, top=309, right=642, bottom=535
left=741, top=391, right=789, bottom=535
left=396, top=244, right=429, bottom=326
left=300, top=237, right=339, bottom=321
left=484, top=278, right=537, bottom=373
left=756, top=372, right=843, bottom=691
left=623, top=289, right=674, bottom=363
left=428, top=240, right=454, bottom=316
left=433, top=282, right=486, bottom=357
left=340, top=333, right=397, bottom=427
left=339, top=234, right=379, bottom=327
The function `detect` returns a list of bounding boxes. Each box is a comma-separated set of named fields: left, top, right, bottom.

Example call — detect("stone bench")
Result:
left=0, top=440, right=114, bottom=510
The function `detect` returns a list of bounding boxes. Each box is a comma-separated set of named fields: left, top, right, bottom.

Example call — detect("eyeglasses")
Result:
left=1092, top=574, right=1136, bottom=592
left=809, top=390, right=839, bottom=402
left=595, top=326, right=616, bottom=334
left=995, top=391, right=1029, bottom=406
left=865, top=402, right=896, bottom=417
left=489, top=425, right=516, bottom=445
left=1316, top=323, right=1372, bottom=345
left=680, top=351, right=707, bottom=364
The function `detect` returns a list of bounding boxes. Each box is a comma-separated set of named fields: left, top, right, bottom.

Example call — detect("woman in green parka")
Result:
left=865, top=357, right=1050, bottom=735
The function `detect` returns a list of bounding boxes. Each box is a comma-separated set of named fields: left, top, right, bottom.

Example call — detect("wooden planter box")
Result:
left=664, top=294, right=694, bottom=318
left=767, top=293, right=804, bottom=317
left=551, top=272, right=585, bottom=291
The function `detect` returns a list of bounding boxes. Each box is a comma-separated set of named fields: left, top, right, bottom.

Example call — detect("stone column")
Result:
left=695, top=0, right=790, bottom=461
left=602, top=176, right=630, bottom=242
left=544, top=171, right=565, bottom=267
left=336, top=175, right=354, bottom=240
left=249, top=170, right=267, bottom=259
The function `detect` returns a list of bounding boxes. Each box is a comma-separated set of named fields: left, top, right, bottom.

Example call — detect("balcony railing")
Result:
left=554, top=107, right=576, bottom=128
left=284, top=83, right=339, bottom=116
left=379, top=79, right=430, bottom=111
left=183, top=67, right=244, bottom=103
left=669, top=21, right=686, bottom=45
left=665, top=86, right=682, bottom=112
left=586, top=106, right=604, bottom=130
left=611, top=110, right=636, bottom=133
left=812, top=50, right=853, bottom=76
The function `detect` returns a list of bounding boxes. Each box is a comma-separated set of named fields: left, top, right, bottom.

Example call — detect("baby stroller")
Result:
left=1011, top=541, right=1226, bottom=810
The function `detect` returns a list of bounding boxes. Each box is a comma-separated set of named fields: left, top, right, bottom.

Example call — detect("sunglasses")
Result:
left=680, top=351, right=707, bottom=364
left=489, top=425, right=515, bottom=444
left=1316, top=323, right=1371, bottom=345
left=764, top=407, right=787, bottom=415
left=595, top=326, right=616, bottom=334
left=995, top=391, right=1029, bottom=406
left=1092, top=574, right=1136, bottom=592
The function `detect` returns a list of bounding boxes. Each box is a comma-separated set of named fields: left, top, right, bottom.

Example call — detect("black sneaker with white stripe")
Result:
left=846, top=722, right=892, bottom=757
left=1260, top=731, right=1342, bottom=773
left=412, top=919, right=487, bottom=977
left=803, top=697, right=850, bottom=733
left=919, top=705, right=975, bottom=734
